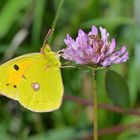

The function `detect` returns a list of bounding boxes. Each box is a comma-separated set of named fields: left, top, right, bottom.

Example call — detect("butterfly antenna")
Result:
left=41, top=29, right=55, bottom=53
left=43, top=29, right=55, bottom=47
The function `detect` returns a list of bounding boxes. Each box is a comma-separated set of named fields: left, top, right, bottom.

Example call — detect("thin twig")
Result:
left=64, top=95, right=140, bottom=116
left=99, top=123, right=140, bottom=136
left=83, top=122, right=140, bottom=140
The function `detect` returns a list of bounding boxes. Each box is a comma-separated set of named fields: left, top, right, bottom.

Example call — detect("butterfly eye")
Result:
left=14, top=64, right=19, bottom=70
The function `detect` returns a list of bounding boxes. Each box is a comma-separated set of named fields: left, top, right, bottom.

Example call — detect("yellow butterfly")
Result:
left=0, top=44, right=63, bottom=112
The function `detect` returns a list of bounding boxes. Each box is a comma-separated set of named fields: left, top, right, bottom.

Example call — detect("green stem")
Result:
left=93, top=68, right=98, bottom=140
left=51, top=0, right=64, bottom=29
left=49, top=0, right=64, bottom=44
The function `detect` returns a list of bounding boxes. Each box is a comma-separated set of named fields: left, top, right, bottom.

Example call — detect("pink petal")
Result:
left=99, top=26, right=109, bottom=44
left=101, top=58, right=112, bottom=67
left=113, top=52, right=129, bottom=64
left=105, top=39, right=116, bottom=56
left=88, top=26, right=98, bottom=36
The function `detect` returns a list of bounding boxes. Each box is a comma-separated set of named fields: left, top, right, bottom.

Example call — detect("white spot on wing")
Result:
left=31, top=82, right=40, bottom=91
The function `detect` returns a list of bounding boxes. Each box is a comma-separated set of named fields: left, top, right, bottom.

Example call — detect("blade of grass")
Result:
left=31, top=0, right=46, bottom=46
left=0, top=0, right=32, bottom=38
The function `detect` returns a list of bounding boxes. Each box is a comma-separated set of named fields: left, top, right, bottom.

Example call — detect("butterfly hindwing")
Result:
left=18, top=54, right=63, bottom=112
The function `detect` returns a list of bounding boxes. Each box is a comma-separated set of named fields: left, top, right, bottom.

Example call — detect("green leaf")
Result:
left=0, top=0, right=31, bottom=38
left=105, top=70, right=130, bottom=109
left=80, top=17, right=134, bottom=30
left=27, top=127, right=86, bottom=140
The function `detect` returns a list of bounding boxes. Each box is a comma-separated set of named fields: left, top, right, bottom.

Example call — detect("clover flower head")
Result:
left=61, top=26, right=129, bottom=67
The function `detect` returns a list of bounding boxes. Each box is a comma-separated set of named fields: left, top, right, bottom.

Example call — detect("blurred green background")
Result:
left=0, top=0, right=140, bottom=140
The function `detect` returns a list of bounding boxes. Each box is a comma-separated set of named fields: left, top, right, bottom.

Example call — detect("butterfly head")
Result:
left=41, top=44, right=61, bottom=67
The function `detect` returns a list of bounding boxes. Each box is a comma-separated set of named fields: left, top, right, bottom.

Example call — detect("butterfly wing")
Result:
left=0, top=54, right=39, bottom=100
left=18, top=54, right=63, bottom=112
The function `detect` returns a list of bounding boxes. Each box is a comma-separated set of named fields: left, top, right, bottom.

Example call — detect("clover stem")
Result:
left=93, top=68, right=98, bottom=140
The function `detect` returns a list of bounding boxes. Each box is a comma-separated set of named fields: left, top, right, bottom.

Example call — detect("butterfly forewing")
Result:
left=0, top=55, right=37, bottom=100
